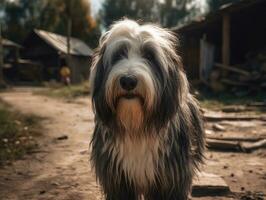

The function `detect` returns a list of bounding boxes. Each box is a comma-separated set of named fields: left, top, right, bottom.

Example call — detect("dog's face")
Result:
left=91, top=19, right=189, bottom=132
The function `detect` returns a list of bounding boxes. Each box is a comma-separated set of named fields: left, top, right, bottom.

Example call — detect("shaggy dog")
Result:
left=90, top=19, right=205, bottom=200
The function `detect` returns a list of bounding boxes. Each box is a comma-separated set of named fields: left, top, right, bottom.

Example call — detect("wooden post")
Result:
left=67, top=17, right=71, bottom=57
left=222, top=13, right=230, bottom=66
left=0, top=22, right=5, bottom=87
left=66, top=16, right=73, bottom=83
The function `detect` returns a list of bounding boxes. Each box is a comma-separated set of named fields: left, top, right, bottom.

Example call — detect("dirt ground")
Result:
left=0, top=87, right=265, bottom=200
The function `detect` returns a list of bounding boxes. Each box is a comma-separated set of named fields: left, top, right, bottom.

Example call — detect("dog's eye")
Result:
left=112, top=48, right=128, bottom=64
left=143, top=49, right=154, bottom=61
left=142, top=48, right=158, bottom=66
left=142, top=47, right=165, bottom=82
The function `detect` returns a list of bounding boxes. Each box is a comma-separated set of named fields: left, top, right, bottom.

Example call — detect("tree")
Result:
left=102, top=0, right=159, bottom=27
left=39, top=0, right=100, bottom=47
left=101, top=0, right=208, bottom=28
left=2, top=0, right=100, bottom=48
left=0, top=22, right=5, bottom=87
left=3, top=0, right=44, bottom=43
left=160, top=0, right=189, bottom=27
left=208, top=0, right=239, bottom=11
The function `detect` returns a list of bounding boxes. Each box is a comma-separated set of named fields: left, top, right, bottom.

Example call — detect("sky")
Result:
left=91, top=0, right=104, bottom=16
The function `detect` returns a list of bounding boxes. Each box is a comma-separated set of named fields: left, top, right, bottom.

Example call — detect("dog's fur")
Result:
left=90, top=19, right=205, bottom=200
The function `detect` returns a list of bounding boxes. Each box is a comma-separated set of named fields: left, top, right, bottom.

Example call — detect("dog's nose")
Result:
left=120, top=75, right=138, bottom=91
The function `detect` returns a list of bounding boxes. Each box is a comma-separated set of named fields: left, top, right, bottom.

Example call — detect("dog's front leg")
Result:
left=145, top=186, right=189, bottom=200
left=104, top=176, right=138, bottom=200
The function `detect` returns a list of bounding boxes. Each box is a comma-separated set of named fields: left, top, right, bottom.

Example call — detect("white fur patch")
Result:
left=112, top=134, right=161, bottom=191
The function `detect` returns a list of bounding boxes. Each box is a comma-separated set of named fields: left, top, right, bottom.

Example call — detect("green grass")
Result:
left=0, top=100, right=42, bottom=165
left=35, top=82, right=90, bottom=99
left=197, top=90, right=266, bottom=111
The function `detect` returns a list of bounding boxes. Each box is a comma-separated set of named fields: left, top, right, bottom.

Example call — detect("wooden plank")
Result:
left=214, top=63, right=250, bottom=76
left=247, top=102, right=266, bottom=107
left=200, top=37, right=215, bottom=81
left=241, top=139, right=266, bottom=152
left=192, top=172, right=230, bottom=197
left=206, top=138, right=266, bottom=152
left=0, top=23, right=5, bottom=86
left=221, top=105, right=253, bottom=113
left=206, top=138, right=241, bottom=151
left=221, top=78, right=249, bottom=86
left=222, top=13, right=230, bottom=66
left=204, top=114, right=266, bottom=122
left=207, top=136, right=266, bottom=142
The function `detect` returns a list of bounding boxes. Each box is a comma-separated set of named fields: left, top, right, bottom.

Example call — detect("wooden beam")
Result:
left=0, top=22, right=5, bottom=86
left=206, top=138, right=266, bottom=153
left=214, top=63, right=250, bottom=76
left=192, top=172, right=230, bottom=197
left=204, top=114, right=266, bottom=122
left=222, top=13, right=230, bottom=66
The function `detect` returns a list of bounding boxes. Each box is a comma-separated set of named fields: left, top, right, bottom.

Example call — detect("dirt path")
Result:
left=0, top=88, right=101, bottom=200
left=0, top=88, right=265, bottom=200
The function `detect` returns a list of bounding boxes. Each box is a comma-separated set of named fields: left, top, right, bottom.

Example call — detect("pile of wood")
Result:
left=208, top=49, right=266, bottom=93
left=206, top=137, right=266, bottom=153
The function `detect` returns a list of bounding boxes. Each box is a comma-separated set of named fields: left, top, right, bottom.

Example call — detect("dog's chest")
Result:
left=110, top=135, right=161, bottom=188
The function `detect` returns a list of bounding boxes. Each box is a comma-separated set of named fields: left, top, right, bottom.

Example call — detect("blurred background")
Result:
left=0, top=0, right=265, bottom=200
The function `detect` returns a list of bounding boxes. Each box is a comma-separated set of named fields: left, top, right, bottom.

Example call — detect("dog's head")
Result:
left=90, top=19, right=189, bottom=132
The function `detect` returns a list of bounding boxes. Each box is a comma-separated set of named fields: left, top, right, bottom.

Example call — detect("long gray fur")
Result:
left=90, top=19, right=205, bottom=200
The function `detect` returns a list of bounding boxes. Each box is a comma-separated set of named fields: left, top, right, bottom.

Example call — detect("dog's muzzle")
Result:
left=117, top=75, right=143, bottom=101
left=120, top=75, right=138, bottom=91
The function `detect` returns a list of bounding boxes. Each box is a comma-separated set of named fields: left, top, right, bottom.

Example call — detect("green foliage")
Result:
left=159, top=0, right=190, bottom=27
left=208, top=0, right=240, bottom=11
left=1, top=0, right=101, bottom=48
left=35, top=81, right=90, bottom=99
left=198, top=90, right=266, bottom=110
left=1, top=0, right=44, bottom=43
left=101, top=0, right=204, bottom=28
left=39, top=0, right=100, bottom=47
left=0, top=100, right=41, bottom=165
left=102, top=0, right=159, bottom=27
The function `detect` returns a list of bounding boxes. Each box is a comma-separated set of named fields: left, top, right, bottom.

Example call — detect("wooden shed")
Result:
left=23, top=30, right=94, bottom=84
left=2, top=38, right=22, bottom=82
left=172, top=0, right=266, bottom=82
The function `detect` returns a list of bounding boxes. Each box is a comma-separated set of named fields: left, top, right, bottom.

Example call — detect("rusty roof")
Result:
left=34, top=29, right=93, bottom=56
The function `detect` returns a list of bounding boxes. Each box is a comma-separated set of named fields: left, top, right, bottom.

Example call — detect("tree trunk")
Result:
left=66, top=17, right=73, bottom=84
left=222, top=13, right=230, bottom=77
left=0, top=23, right=6, bottom=88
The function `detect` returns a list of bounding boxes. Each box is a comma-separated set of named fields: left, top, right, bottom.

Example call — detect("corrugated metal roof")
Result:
left=171, top=0, right=264, bottom=32
left=34, top=29, right=93, bottom=56
left=2, top=39, right=22, bottom=48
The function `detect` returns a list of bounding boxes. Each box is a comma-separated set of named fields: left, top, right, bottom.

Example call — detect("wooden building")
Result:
left=172, top=0, right=266, bottom=82
left=23, top=30, right=94, bottom=84
left=2, top=38, right=22, bottom=82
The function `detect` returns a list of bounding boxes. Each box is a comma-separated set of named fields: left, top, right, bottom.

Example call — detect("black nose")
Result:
left=120, top=75, right=138, bottom=91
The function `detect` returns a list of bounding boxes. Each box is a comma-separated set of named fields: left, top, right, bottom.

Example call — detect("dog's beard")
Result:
left=116, top=97, right=144, bottom=132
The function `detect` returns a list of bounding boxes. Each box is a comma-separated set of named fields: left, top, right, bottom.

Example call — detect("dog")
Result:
left=90, top=19, right=205, bottom=200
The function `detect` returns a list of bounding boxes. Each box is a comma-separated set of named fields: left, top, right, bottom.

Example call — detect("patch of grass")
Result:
left=0, top=100, right=42, bottom=165
left=35, top=81, right=90, bottom=99
left=197, top=90, right=266, bottom=111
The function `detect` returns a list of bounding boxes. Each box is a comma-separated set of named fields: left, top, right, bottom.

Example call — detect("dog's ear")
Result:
left=161, top=29, right=189, bottom=107
left=89, top=29, right=110, bottom=94
left=90, top=46, right=105, bottom=95
left=171, top=54, right=189, bottom=107
left=152, top=42, right=189, bottom=130
left=90, top=41, right=115, bottom=126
